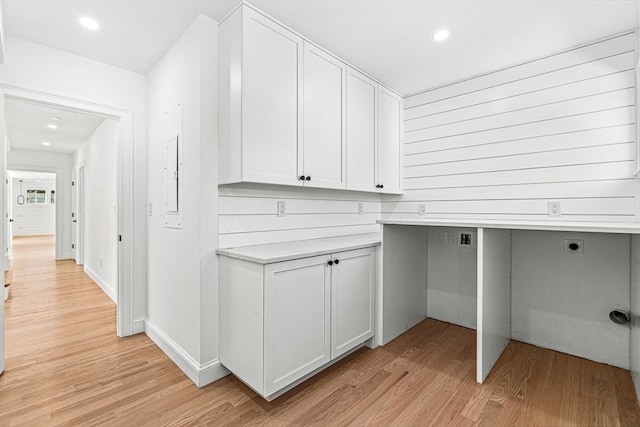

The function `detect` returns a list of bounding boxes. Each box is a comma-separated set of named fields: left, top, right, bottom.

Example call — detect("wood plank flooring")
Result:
left=1, top=235, right=639, bottom=426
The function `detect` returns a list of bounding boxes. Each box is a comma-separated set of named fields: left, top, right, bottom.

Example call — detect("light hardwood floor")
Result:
left=1, top=235, right=639, bottom=426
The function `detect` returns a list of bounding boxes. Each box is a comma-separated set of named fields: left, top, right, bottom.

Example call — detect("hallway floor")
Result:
left=0, top=236, right=639, bottom=426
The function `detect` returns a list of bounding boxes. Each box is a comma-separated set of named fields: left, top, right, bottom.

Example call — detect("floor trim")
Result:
left=143, top=318, right=229, bottom=387
left=84, top=264, right=116, bottom=303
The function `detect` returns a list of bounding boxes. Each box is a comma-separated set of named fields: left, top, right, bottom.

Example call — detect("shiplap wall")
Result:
left=218, top=184, right=381, bottom=248
left=383, top=32, right=638, bottom=222
left=11, top=178, right=55, bottom=236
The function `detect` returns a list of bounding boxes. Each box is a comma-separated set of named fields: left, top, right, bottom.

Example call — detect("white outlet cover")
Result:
left=277, top=201, right=286, bottom=217
left=418, top=203, right=427, bottom=215
left=548, top=201, right=561, bottom=217
left=358, top=202, right=364, bottom=215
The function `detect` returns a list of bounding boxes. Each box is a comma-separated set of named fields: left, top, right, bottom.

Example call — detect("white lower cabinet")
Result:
left=219, top=246, right=376, bottom=400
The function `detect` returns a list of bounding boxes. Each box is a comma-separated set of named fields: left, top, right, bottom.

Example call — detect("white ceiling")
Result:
left=1, top=0, right=639, bottom=95
left=4, top=97, right=106, bottom=154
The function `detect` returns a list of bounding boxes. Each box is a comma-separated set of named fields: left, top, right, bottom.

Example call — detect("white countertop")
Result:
left=377, top=219, right=640, bottom=234
left=216, top=233, right=381, bottom=264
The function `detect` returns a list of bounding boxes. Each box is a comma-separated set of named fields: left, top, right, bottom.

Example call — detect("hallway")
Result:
left=0, top=235, right=192, bottom=425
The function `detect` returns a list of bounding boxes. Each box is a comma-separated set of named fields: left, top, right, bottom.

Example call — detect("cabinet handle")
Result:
left=306, top=176, right=311, bottom=181
left=334, top=259, right=339, bottom=264
left=380, top=184, right=384, bottom=189
left=299, top=175, right=306, bottom=181
left=328, top=260, right=333, bottom=266
left=376, top=184, right=381, bottom=189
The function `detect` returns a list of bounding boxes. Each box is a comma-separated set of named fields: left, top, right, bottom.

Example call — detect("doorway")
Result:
left=0, top=87, right=135, bottom=339
left=7, top=171, right=57, bottom=261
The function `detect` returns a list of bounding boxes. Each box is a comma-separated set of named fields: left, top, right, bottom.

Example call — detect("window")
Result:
left=26, top=189, right=47, bottom=204
left=50, top=190, right=55, bottom=204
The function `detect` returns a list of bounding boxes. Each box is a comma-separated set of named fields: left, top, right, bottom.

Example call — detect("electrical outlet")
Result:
left=548, top=201, right=561, bottom=217
left=418, top=203, right=427, bottom=215
left=357, top=202, right=364, bottom=215
left=457, top=231, right=477, bottom=248
left=444, top=231, right=453, bottom=245
left=277, top=200, right=286, bottom=217
left=564, top=239, right=584, bottom=254
left=147, top=202, right=153, bottom=217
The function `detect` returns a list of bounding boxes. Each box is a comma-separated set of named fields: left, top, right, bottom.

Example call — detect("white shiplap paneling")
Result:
left=385, top=32, right=638, bottom=223
left=219, top=184, right=381, bottom=248
left=11, top=178, right=55, bottom=236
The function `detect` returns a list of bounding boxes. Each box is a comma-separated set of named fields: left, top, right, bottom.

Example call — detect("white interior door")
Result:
left=75, top=167, right=85, bottom=266
left=4, top=172, right=10, bottom=266
left=71, top=170, right=77, bottom=262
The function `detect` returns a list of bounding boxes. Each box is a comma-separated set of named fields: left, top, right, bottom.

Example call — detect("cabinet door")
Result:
left=331, top=247, right=375, bottom=359
left=264, top=255, right=331, bottom=396
left=377, top=86, right=403, bottom=194
left=346, top=67, right=377, bottom=192
left=302, top=42, right=346, bottom=189
left=242, top=8, right=303, bottom=186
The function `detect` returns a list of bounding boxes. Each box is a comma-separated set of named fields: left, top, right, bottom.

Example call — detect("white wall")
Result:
left=7, top=149, right=72, bottom=258
left=0, top=1, right=5, bottom=65
left=0, top=35, right=147, bottom=329
left=74, top=119, right=118, bottom=302
left=426, top=227, right=477, bottom=329
left=11, top=178, right=55, bottom=236
left=384, top=32, right=637, bottom=223
left=219, top=184, right=381, bottom=248
left=512, top=230, right=630, bottom=369
left=146, top=15, right=221, bottom=386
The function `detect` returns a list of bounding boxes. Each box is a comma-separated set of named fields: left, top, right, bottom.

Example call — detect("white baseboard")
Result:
left=61, top=251, right=73, bottom=260
left=144, top=318, right=229, bottom=387
left=132, top=317, right=145, bottom=335
left=84, top=264, right=116, bottom=303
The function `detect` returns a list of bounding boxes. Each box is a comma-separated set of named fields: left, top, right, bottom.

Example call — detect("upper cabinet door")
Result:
left=377, top=87, right=403, bottom=194
left=242, top=8, right=303, bottom=186
left=302, top=42, right=346, bottom=189
left=346, top=67, right=377, bottom=192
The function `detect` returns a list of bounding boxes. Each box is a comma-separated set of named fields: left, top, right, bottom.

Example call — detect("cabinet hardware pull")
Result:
left=380, top=184, right=384, bottom=189
left=299, top=175, right=306, bottom=181
left=306, top=176, right=311, bottom=181
left=328, top=260, right=333, bottom=265
left=334, top=259, right=339, bottom=264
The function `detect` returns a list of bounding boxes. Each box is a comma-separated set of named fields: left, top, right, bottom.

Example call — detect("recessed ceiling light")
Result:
left=433, top=29, right=450, bottom=42
left=80, top=16, right=100, bottom=31
left=42, top=142, right=51, bottom=146
left=49, top=116, right=62, bottom=121
left=47, top=124, right=57, bottom=129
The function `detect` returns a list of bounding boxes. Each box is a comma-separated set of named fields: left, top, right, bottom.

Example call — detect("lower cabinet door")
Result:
left=331, top=247, right=375, bottom=359
left=264, top=255, right=332, bottom=396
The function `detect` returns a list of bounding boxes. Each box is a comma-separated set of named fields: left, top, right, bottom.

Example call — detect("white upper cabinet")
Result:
left=347, top=68, right=404, bottom=194
left=346, top=67, right=377, bottom=192
left=302, top=42, right=346, bottom=189
left=220, top=6, right=302, bottom=186
left=377, top=87, right=403, bottom=194
left=219, top=4, right=402, bottom=193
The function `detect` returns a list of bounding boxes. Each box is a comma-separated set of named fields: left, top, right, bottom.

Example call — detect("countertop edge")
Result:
left=377, top=219, right=640, bottom=234
left=216, top=239, right=381, bottom=264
